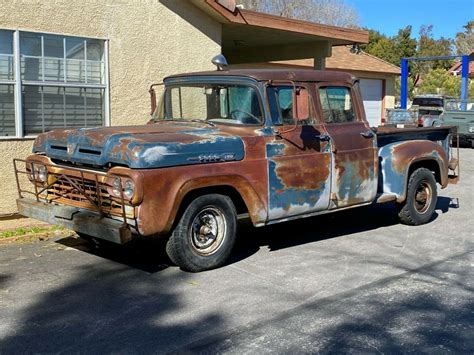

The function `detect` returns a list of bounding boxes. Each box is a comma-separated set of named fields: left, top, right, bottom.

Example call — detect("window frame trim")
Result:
left=162, top=81, right=266, bottom=127
left=266, top=84, right=314, bottom=126
left=0, top=29, right=110, bottom=140
left=13, top=30, right=22, bottom=137
left=314, top=82, right=362, bottom=125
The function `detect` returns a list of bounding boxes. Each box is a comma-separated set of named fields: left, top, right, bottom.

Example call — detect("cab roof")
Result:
left=165, top=68, right=355, bottom=84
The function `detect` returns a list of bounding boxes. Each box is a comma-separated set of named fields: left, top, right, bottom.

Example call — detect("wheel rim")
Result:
left=189, top=206, right=227, bottom=256
left=413, top=180, right=433, bottom=214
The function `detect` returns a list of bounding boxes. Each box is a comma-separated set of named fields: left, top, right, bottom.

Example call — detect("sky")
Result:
left=348, top=0, right=474, bottom=39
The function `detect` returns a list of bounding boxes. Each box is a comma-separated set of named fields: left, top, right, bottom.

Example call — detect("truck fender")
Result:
left=167, top=176, right=268, bottom=232
left=378, top=140, right=448, bottom=202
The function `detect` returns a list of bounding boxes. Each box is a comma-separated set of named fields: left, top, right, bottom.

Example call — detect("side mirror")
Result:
left=149, top=83, right=164, bottom=115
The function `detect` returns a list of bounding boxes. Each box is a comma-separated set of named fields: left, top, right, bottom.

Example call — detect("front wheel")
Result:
left=166, top=194, right=237, bottom=272
left=397, top=167, right=437, bottom=225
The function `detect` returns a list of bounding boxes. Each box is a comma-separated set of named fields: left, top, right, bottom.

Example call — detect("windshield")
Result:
left=412, top=97, right=443, bottom=107
left=152, top=83, right=263, bottom=125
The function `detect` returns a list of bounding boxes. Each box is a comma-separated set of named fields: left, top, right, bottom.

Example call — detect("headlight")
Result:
left=33, top=164, right=47, bottom=183
left=110, top=177, right=135, bottom=200
left=123, top=180, right=135, bottom=199
left=112, top=177, right=121, bottom=197
left=106, top=172, right=142, bottom=206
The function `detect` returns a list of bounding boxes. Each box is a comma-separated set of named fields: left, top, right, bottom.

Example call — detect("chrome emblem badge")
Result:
left=67, top=143, right=76, bottom=155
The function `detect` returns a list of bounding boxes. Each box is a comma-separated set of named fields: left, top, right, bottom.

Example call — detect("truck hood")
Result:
left=33, top=123, right=245, bottom=168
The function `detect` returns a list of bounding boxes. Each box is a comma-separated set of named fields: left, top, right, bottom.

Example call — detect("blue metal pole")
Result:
left=400, top=58, right=409, bottom=109
left=460, top=55, right=469, bottom=100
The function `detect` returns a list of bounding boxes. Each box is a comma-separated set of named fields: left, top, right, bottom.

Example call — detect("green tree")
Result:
left=362, top=26, right=416, bottom=67
left=455, top=21, right=474, bottom=55
left=396, top=26, right=417, bottom=57
left=416, top=69, right=460, bottom=97
left=414, top=25, right=453, bottom=75
left=364, top=37, right=398, bottom=65
left=395, top=76, right=415, bottom=102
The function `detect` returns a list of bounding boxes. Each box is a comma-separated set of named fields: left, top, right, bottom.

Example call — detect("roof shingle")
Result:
left=274, top=46, right=400, bottom=75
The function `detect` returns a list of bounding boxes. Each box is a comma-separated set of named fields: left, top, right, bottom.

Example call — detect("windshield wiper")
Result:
left=150, top=118, right=215, bottom=127
left=190, top=119, right=215, bottom=127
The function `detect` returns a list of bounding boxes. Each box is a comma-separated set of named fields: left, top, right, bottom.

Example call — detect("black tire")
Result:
left=398, top=167, right=437, bottom=226
left=166, top=194, right=237, bottom=272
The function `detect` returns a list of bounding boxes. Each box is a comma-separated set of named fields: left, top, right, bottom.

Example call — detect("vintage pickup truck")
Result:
left=440, top=99, right=474, bottom=148
left=14, top=60, right=460, bottom=271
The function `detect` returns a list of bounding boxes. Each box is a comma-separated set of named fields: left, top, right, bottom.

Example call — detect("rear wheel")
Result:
left=166, top=194, right=237, bottom=272
left=398, top=167, right=437, bottom=225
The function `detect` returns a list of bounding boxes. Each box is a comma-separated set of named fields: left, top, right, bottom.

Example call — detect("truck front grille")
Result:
left=13, top=158, right=135, bottom=220
left=47, top=175, right=127, bottom=217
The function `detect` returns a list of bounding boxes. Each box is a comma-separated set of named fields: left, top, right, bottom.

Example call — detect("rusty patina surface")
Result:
left=166, top=68, right=355, bottom=84
left=377, top=126, right=455, bottom=202
left=15, top=69, right=456, bottom=241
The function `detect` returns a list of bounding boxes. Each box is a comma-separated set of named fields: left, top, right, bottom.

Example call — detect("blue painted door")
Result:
left=317, top=85, right=378, bottom=207
left=266, top=85, right=332, bottom=220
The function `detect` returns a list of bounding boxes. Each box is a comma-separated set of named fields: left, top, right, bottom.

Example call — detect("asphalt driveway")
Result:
left=0, top=149, right=473, bottom=354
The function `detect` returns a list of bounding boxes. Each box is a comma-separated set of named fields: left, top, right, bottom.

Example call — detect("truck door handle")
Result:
left=316, top=133, right=331, bottom=142
left=360, top=130, right=375, bottom=139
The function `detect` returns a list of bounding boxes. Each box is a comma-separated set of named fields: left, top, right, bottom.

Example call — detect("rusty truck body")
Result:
left=15, top=67, right=459, bottom=272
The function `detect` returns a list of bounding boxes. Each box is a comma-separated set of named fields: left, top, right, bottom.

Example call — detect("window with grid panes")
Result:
left=0, top=30, right=108, bottom=137
left=0, top=30, right=15, bottom=136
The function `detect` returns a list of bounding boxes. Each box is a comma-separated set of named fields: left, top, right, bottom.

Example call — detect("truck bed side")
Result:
left=376, top=126, right=454, bottom=202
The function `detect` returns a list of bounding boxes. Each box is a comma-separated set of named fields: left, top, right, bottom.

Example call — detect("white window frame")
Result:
left=0, top=29, right=110, bottom=140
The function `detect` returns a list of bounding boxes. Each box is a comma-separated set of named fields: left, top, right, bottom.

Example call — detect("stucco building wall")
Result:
left=0, top=0, right=221, bottom=214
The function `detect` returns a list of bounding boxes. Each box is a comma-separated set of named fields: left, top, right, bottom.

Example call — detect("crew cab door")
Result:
left=265, top=84, right=332, bottom=220
left=316, top=84, right=377, bottom=208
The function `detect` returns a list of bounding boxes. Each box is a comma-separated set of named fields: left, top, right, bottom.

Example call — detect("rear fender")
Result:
left=378, top=140, right=448, bottom=202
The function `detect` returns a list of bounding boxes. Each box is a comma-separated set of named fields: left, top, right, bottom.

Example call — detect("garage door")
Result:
left=359, top=79, right=383, bottom=127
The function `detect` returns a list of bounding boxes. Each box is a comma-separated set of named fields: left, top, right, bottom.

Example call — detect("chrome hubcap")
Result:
left=414, top=180, right=432, bottom=214
left=190, top=207, right=226, bottom=255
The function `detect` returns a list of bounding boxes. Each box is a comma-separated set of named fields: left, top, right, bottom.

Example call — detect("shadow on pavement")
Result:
left=56, top=195, right=458, bottom=273
left=0, top=262, right=223, bottom=353
left=57, top=236, right=172, bottom=273
left=179, top=251, right=474, bottom=353
left=0, top=274, right=11, bottom=287
left=229, top=195, right=456, bottom=266
left=0, top=194, right=468, bottom=353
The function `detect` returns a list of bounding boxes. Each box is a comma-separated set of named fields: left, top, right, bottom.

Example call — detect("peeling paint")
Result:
left=142, top=146, right=173, bottom=163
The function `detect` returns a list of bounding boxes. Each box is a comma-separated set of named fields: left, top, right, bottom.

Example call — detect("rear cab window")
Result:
left=412, top=97, right=444, bottom=107
left=318, top=86, right=356, bottom=124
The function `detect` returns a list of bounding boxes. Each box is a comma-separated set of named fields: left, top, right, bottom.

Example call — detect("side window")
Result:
left=319, top=87, right=356, bottom=124
left=267, top=86, right=311, bottom=125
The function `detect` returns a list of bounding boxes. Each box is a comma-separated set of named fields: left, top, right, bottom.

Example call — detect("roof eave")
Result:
left=191, top=0, right=369, bottom=45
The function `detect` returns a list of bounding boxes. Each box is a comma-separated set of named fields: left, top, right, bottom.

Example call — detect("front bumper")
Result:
left=17, top=198, right=132, bottom=244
